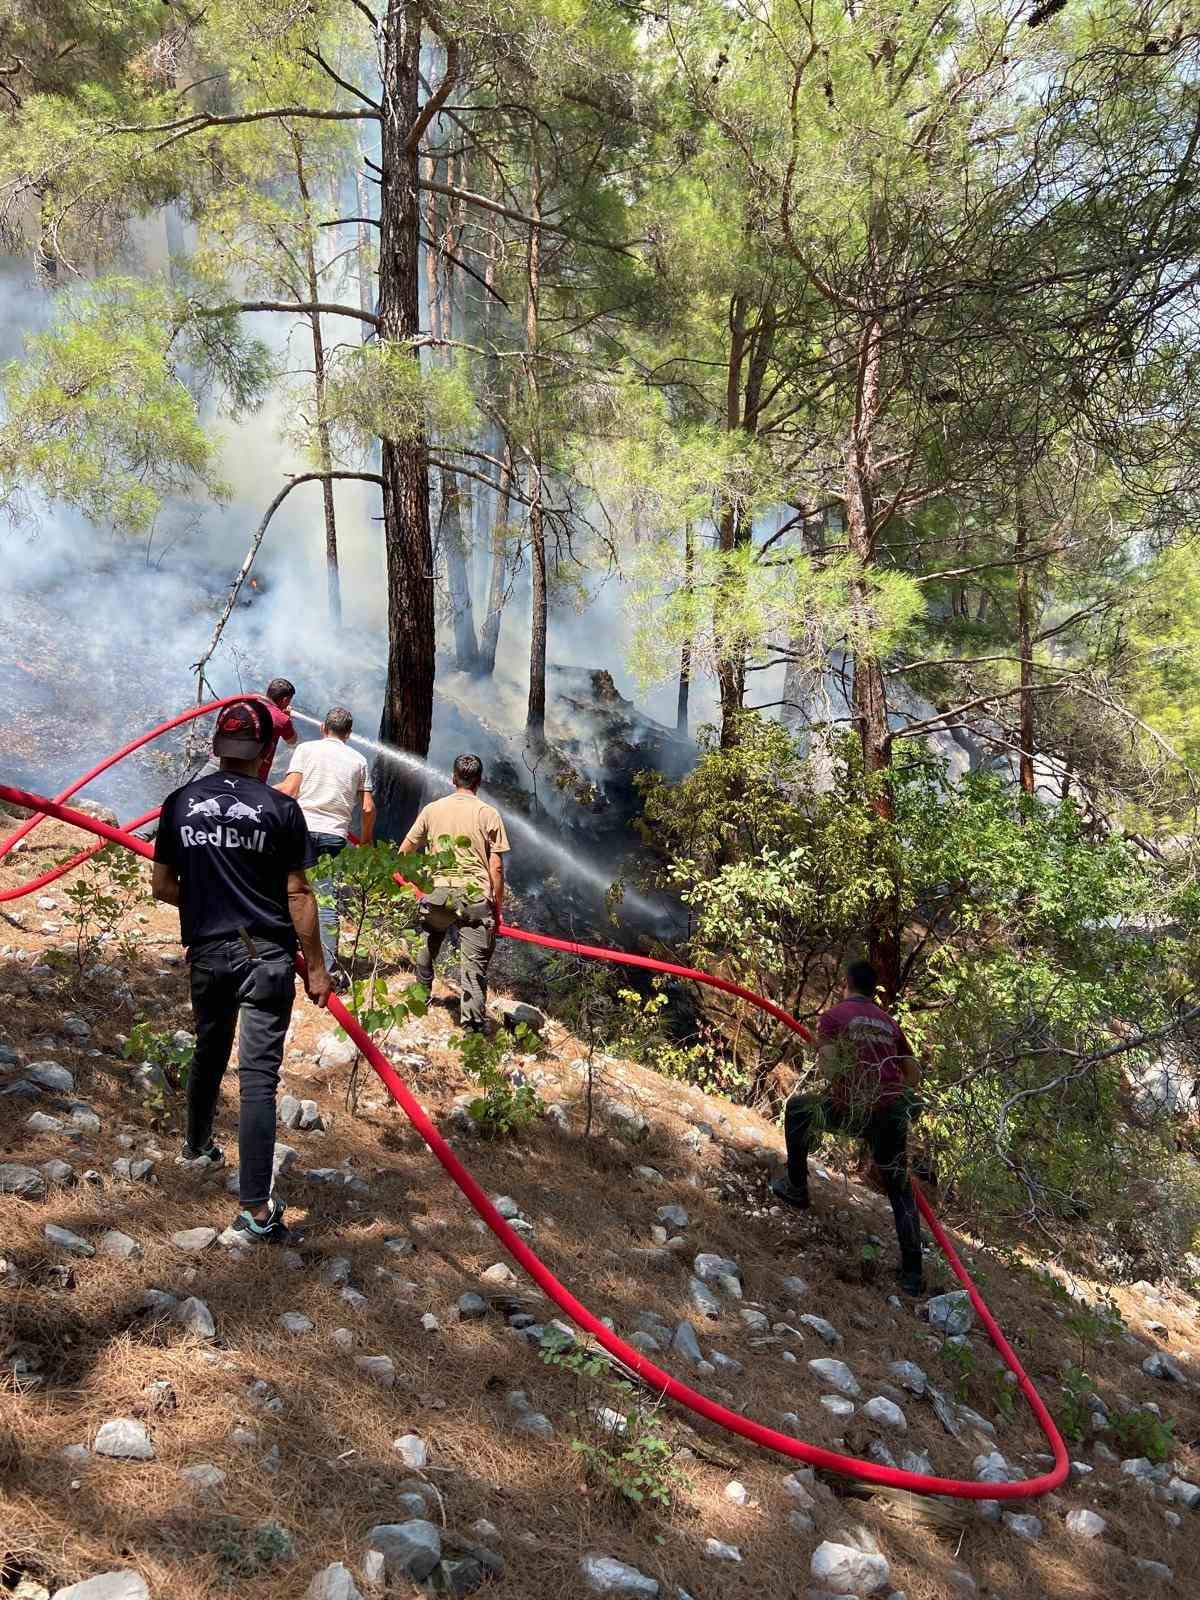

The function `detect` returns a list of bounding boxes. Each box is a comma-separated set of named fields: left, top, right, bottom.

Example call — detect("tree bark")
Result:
left=355, top=153, right=374, bottom=338
left=716, top=298, right=776, bottom=747
left=845, top=310, right=900, bottom=1000
left=477, top=175, right=510, bottom=678
left=781, top=514, right=832, bottom=780
left=33, top=179, right=57, bottom=285
left=1015, top=476, right=1036, bottom=796
left=716, top=296, right=749, bottom=748
left=294, top=134, right=342, bottom=628
left=479, top=436, right=513, bottom=675
left=375, top=0, right=435, bottom=829
left=440, top=466, right=481, bottom=670
left=524, top=147, right=547, bottom=744
left=425, top=152, right=479, bottom=672
left=676, top=520, right=694, bottom=735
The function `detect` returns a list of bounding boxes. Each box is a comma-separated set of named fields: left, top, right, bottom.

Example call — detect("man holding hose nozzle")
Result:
left=152, top=700, right=331, bottom=1246
left=771, top=960, right=926, bottom=1296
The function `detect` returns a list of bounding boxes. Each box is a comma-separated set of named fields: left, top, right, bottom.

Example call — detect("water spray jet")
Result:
left=292, top=708, right=663, bottom=920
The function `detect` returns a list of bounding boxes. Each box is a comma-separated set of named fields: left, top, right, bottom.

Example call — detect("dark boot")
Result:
left=770, top=1174, right=811, bottom=1210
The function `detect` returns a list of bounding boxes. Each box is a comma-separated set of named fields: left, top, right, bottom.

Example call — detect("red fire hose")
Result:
left=0, top=705, right=1068, bottom=1501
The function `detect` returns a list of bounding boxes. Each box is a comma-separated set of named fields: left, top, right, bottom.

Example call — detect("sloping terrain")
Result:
left=2, top=822, right=1200, bottom=1600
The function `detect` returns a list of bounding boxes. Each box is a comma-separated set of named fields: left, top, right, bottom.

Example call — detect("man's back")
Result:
left=288, top=738, right=369, bottom=837
left=409, top=790, right=509, bottom=897
left=818, top=995, right=912, bottom=1107
left=155, top=771, right=311, bottom=950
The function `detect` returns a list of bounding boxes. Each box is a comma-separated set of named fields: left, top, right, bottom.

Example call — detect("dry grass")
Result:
left=2, top=824, right=1200, bottom=1598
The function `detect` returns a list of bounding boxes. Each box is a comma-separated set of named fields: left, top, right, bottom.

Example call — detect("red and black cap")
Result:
left=212, top=700, right=271, bottom=760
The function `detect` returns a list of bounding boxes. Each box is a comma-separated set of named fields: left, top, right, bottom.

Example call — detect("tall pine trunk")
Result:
left=845, top=311, right=900, bottom=1001
left=1015, top=476, right=1036, bottom=795
left=524, top=151, right=546, bottom=744
left=440, top=466, right=481, bottom=671
left=676, top=521, right=694, bottom=735
left=294, top=135, right=342, bottom=628
left=425, top=155, right=479, bottom=672
left=716, top=297, right=748, bottom=748
left=716, top=298, right=776, bottom=747
left=375, top=0, right=434, bottom=828
left=477, top=179, right=511, bottom=677
left=355, top=155, right=374, bottom=336
left=782, top=515, right=832, bottom=779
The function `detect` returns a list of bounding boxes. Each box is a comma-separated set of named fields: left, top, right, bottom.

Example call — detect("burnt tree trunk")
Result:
left=294, top=135, right=342, bottom=627
left=715, top=296, right=748, bottom=748
left=676, top=520, right=694, bottom=735
left=375, top=0, right=435, bottom=829
left=524, top=150, right=547, bottom=744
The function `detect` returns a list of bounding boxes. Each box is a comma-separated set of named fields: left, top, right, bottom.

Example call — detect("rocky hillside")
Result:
left=2, top=822, right=1200, bottom=1600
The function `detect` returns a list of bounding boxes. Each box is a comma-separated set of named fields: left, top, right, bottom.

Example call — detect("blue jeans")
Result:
left=310, top=833, right=346, bottom=969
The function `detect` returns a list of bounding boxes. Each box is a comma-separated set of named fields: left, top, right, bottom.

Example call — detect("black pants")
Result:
left=187, top=935, right=295, bottom=1208
left=783, top=1092, right=922, bottom=1271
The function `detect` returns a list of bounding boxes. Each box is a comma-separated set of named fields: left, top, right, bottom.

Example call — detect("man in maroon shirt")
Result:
left=259, top=677, right=298, bottom=781
left=771, top=959, right=925, bottom=1294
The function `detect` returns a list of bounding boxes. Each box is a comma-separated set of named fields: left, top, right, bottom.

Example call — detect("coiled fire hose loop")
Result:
left=0, top=715, right=1068, bottom=1500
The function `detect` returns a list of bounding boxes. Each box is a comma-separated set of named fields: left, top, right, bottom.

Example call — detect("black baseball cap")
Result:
left=212, top=700, right=271, bottom=760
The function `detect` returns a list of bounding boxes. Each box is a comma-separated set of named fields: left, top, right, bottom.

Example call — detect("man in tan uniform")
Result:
left=399, top=753, right=510, bottom=1032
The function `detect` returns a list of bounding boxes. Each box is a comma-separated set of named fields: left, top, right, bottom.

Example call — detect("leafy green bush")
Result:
left=636, top=716, right=1196, bottom=1236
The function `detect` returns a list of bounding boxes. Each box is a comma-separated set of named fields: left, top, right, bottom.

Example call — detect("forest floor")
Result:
left=2, top=820, right=1200, bottom=1600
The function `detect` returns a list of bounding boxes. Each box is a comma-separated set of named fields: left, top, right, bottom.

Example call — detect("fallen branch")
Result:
left=191, top=470, right=384, bottom=695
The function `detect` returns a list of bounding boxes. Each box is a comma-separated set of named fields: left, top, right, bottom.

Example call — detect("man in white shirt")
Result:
left=276, top=707, right=374, bottom=985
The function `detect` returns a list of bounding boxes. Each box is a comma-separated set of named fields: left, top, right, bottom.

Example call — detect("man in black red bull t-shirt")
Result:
left=771, top=959, right=925, bottom=1294
left=153, top=700, right=330, bottom=1245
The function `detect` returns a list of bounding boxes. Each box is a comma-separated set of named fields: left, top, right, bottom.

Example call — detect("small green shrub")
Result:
left=206, top=1517, right=294, bottom=1581
left=543, top=1345, right=688, bottom=1512
left=858, top=1241, right=882, bottom=1285
left=62, top=845, right=147, bottom=967
left=454, top=1023, right=542, bottom=1138
left=1055, top=1363, right=1093, bottom=1443
left=991, top=1375, right=1017, bottom=1426
left=1111, top=1405, right=1176, bottom=1463
left=121, top=1016, right=194, bottom=1101
left=939, top=1337, right=977, bottom=1402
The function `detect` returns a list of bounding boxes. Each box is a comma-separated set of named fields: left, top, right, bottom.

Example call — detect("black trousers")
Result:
left=783, top=1092, right=922, bottom=1271
left=187, top=934, right=295, bottom=1207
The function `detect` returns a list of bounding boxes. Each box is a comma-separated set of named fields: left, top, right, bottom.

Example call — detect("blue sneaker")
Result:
left=230, top=1197, right=301, bottom=1246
